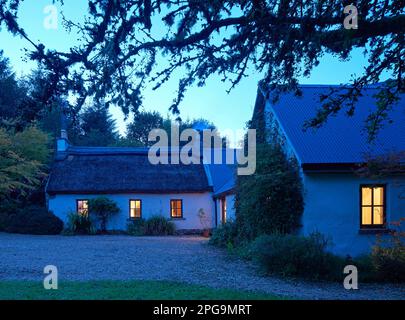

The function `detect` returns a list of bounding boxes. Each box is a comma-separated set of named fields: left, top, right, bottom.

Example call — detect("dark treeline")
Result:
left=0, top=50, right=217, bottom=147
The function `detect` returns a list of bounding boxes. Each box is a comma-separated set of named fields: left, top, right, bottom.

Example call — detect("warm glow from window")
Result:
left=361, top=187, right=372, bottom=206
left=360, top=186, right=385, bottom=228
left=170, top=200, right=183, bottom=218
left=77, top=200, right=88, bottom=216
left=130, top=200, right=142, bottom=218
left=221, top=197, right=227, bottom=224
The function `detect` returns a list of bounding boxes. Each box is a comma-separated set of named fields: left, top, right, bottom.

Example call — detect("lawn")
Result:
left=0, top=280, right=283, bottom=300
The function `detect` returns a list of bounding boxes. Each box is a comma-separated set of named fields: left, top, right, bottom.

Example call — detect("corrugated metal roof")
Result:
left=265, top=85, right=405, bottom=164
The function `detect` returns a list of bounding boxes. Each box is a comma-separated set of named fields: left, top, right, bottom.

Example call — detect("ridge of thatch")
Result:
left=46, top=150, right=211, bottom=194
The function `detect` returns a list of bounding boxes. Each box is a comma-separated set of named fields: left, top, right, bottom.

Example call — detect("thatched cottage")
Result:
left=46, top=139, right=236, bottom=232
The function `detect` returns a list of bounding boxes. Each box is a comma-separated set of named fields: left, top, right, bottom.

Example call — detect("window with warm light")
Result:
left=221, top=197, right=227, bottom=224
left=77, top=199, right=89, bottom=216
left=360, top=185, right=386, bottom=228
left=129, top=200, right=142, bottom=219
left=170, top=199, right=183, bottom=218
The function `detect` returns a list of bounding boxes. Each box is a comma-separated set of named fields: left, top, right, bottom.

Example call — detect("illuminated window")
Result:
left=221, top=197, right=227, bottom=224
left=129, top=200, right=142, bottom=219
left=76, top=200, right=88, bottom=216
left=170, top=199, right=183, bottom=218
left=360, top=185, right=385, bottom=228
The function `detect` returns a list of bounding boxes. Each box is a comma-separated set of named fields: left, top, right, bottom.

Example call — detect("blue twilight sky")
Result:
left=0, top=1, right=381, bottom=136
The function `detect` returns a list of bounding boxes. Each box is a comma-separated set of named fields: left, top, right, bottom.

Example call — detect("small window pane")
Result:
left=373, top=207, right=384, bottom=225
left=130, top=200, right=141, bottom=218
left=171, top=200, right=182, bottom=218
left=77, top=200, right=89, bottom=215
left=373, top=187, right=384, bottom=206
left=361, top=187, right=372, bottom=205
left=362, top=207, right=372, bottom=225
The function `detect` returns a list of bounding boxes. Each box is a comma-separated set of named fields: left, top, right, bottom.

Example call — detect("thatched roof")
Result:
left=46, top=147, right=211, bottom=194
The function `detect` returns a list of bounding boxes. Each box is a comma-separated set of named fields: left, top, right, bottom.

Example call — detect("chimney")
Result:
left=56, top=104, right=69, bottom=154
left=56, top=133, right=69, bottom=153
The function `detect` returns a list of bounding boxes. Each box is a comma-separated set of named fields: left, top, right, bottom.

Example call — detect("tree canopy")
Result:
left=0, top=126, right=50, bottom=199
left=126, top=111, right=164, bottom=146
left=0, top=1, right=403, bottom=139
left=74, top=103, right=119, bottom=146
left=126, top=110, right=217, bottom=146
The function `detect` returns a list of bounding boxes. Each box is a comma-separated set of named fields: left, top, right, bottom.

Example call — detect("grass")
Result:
left=0, top=280, right=284, bottom=300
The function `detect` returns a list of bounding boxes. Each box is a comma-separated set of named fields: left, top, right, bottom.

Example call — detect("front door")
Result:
left=221, top=197, right=227, bottom=224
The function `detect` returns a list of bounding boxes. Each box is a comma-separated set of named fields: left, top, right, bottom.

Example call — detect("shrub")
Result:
left=371, top=220, right=405, bottom=282
left=209, top=221, right=239, bottom=248
left=235, top=144, right=304, bottom=241
left=0, top=201, right=20, bottom=231
left=250, top=232, right=345, bottom=280
left=88, top=197, right=120, bottom=232
left=0, top=213, right=9, bottom=231
left=349, top=254, right=378, bottom=282
left=143, top=215, right=175, bottom=235
left=127, top=218, right=146, bottom=236
left=66, top=212, right=94, bottom=235
left=5, top=206, right=63, bottom=235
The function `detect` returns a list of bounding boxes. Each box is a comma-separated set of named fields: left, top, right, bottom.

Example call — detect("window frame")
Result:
left=76, top=199, right=89, bottom=216
left=170, top=199, right=183, bottom=219
left=129, top=199, right=142, bottom=219
left=221, top=197, right=227, bottom=224
left=359, top=184, right=386, bottom=229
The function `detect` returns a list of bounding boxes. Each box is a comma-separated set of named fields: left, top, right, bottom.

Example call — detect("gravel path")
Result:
left=0, top=233, right=403, bottom=300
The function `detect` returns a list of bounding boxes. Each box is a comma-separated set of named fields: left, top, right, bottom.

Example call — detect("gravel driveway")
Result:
left=0, top=233, right=403, bottom=300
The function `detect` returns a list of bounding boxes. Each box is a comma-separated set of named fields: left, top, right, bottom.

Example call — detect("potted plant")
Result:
left=198, top=208, right=210, bottom=237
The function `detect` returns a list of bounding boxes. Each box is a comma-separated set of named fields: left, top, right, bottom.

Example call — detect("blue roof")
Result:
left=213, top=178, right=235, bottom=196
left=206, top=149, right=236, bottom=196
left=265, top=85, right=405, bottom=164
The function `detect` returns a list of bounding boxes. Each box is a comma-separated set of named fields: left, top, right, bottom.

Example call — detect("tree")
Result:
left=0, top=50, right=28, bottom=128
left=126, top=111, right=164, bottom=146
left=75, top=104, right=119, bottom=146
left=0, top=126, right=50, bottom=199
left=235, top=143, right=304, bottom=240
left=0, top=54, right=66, bottom=133
left=126, top=110, right=218, bottom=146
left=0, top=1, right=403, bottom=139
left=88, top=197, right=120, bottom=232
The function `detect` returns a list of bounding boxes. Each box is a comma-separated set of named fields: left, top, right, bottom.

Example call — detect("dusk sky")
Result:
left=0, top=0, right=385, bottom=136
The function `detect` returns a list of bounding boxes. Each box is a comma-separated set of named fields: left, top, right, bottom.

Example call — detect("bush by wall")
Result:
left=144, top=216, right=175, bottom=235
left=371, top=221, right=405, bottom=282
left=250, top=232, right=346, bottom=280
left=88, top=197, right=120, bottom=232
left=0, top=201, right=22, bottom=231
left=127, top=216, right=175, bottom=236
left=209, top=221, right=239, bottom=249
left=127, top=218, right=146, bottom=236
left=65, top=212, right=95, bottom=235
left=235, top=144, right=304, bottom=241
left=4, top=206, right=63, bottom=235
